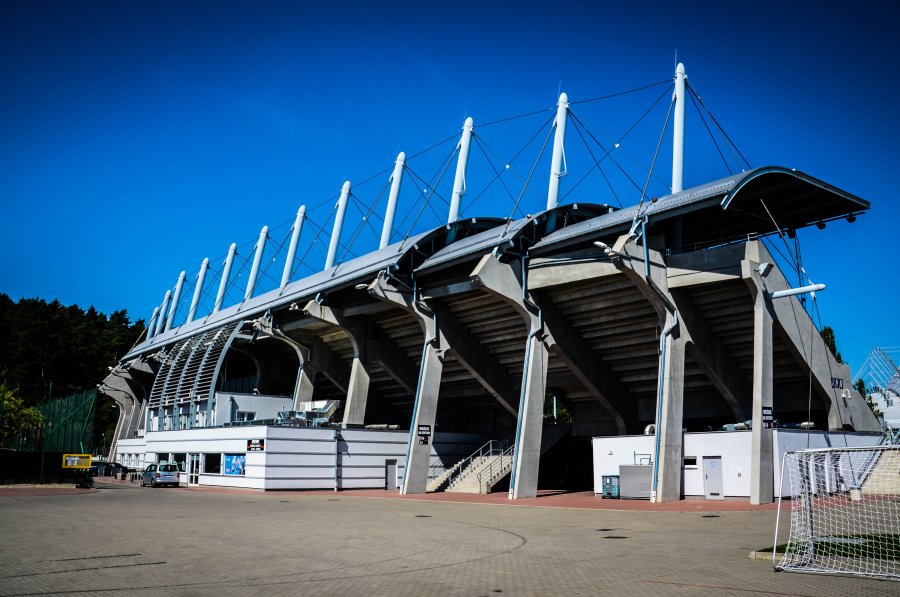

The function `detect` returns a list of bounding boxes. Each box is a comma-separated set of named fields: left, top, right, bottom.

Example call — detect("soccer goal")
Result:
left=776, top=445, right=900, bottom=580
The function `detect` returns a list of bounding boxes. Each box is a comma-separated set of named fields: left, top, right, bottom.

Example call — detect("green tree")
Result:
left=0, top=384, right=43, bottom=448
left=0, top=294, right=145, bottom=448
left=855, top=378, right=882, bottom=419
left=819, top=326, right=843, bottom=364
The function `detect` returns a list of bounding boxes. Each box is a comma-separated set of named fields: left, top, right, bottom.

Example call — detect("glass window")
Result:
left=683, top=457, right=698, bottom=468
left=223, top=454, right=246, bottom=476
left=159, top=464, right=179, bottom=472
left=204, top=453, right=221, bottom=474
left=173, top=453, right=187, bottom=472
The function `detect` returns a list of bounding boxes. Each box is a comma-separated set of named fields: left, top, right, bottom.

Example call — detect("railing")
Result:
left=540, top=422, right=570, bottom=453
left=427, top=441, right=473, bottom=485
left=476, top=443, right=515, bottom=489
left=446, top=439, right=512, bottom=490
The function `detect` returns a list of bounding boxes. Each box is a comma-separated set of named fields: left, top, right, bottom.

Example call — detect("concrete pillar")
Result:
left=509, top=332, right=549, bottom=499
left=292, top=365, right=316, bottom=411
left=654, top=317, right=685, bottom=503
left=365, top=274, right=445, bottom=495
left=342, top=358, right=371, bottom=427
left=300, top=301, right=373, bottom=428
left=750, top=276, right=775, bottom=504
left=402, top=340, right=444, bottom=494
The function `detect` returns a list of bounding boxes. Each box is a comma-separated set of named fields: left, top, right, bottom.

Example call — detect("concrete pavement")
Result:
left=0, top=480, right=890, bottom=596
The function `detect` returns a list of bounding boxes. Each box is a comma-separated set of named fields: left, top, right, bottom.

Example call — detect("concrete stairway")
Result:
left=860, top=447, right=900, bottom=496
left=445, top=423, right=570, bottom=494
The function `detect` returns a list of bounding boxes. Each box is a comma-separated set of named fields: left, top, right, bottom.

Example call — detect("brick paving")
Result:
left=0, top=480, right=891, bottom=596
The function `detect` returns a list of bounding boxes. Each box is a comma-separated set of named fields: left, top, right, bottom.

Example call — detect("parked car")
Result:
left=140, top=463, right=180, bottom=487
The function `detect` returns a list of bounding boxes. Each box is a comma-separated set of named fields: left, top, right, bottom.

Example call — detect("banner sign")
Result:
left=247, top=439, right=265, bottom=452
left=417, top=424, right=431, bottom=445
left=62, top=454, right=92, bottom=468
left=223, top=454, right=246, bottom=476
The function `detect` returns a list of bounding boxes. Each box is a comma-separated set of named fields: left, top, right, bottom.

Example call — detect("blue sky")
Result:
left=1, top=1, right=897, bottom=373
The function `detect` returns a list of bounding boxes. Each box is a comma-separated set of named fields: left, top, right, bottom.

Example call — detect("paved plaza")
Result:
left=0, top=480, right=891, bottom=596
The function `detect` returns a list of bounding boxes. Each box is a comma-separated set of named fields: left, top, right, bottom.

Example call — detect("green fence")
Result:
left=17, top=389, right=97, bottom=454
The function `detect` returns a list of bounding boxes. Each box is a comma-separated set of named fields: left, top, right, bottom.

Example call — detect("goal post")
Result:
left=776, top=445, right=900, bottom=580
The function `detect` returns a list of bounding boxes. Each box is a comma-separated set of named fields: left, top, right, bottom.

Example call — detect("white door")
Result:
left=702, top=456, right=724, bottom=500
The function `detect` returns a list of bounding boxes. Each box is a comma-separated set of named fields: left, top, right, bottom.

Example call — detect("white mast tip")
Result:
left=559, top=92, right=568, bottom=104
left=464, top=116, right=474, bottom=127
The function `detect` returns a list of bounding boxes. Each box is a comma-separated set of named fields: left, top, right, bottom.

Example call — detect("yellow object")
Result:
left=62, top=454, right=92, bottom=468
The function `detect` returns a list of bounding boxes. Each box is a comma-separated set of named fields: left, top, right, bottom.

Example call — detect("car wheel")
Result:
left=151, top=480, right=156, bottom=487
left=140, top=479, right=145, bottom=487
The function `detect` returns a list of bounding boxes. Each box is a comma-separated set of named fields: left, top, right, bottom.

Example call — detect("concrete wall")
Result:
left=117, top=426, right=481, bottom=491
left=592, top=432, right=753, bottom=498
left=593, top=429, right=885, bottom=499
left=116, top=437, right=147, bottom=470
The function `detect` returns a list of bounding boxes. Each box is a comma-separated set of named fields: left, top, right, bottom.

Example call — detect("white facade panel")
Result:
left=593, top=430, right=886, bottom=500
left=112, top=425, right=480, bottom=491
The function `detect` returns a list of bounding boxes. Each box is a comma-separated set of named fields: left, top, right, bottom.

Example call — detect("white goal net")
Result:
left=776, top=446, right=900, bottom=580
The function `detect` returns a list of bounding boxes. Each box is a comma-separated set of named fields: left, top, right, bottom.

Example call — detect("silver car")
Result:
left=140, top=463, right=180, bottom=487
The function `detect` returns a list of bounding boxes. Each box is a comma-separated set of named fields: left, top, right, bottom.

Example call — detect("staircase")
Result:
left=444, top=423, right=570, bottom=494
left=860, top=447, right=900, bottom=496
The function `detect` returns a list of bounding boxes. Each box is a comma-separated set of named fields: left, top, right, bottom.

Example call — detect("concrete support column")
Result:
left=366, top=274, right=446, bottom=494
left=343, top=358, right=371, bottom=427
left=509, top=331, right=549, bottom=499
left=300, top=301, right=373, bottom=428
left=402, top=338, right=444, bottom=494
left=292, top=365, right=316, bottom=411
left=469, top=254, right=548, bottom=499
left=654, top=320, right=685, bottom=502
left=749, top=270, right=775, bottom=505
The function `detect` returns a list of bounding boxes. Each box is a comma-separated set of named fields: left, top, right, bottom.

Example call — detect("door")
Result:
left=189, top=454, right=200, bottom=485
left=702, top=456, right=724, bottom=500
left=385, top=460, right=397, bottom=490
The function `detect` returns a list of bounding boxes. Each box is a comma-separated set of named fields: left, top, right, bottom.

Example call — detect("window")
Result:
left=204, top=453, right=221, bottom=474
left=223, top=454, right=246, bottom=476
left=684, top=457, right=698, bottom=469
left=159, top=464, right=179, bottom=472
left=236, top=411, right=256, bottom=422
left=173, top=453, right=186, bottom=472
left=146, top=464, right=157, bottom=472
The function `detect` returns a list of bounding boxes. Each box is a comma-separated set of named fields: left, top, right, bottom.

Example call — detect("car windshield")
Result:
left=159, top=464, right=178, bottom=472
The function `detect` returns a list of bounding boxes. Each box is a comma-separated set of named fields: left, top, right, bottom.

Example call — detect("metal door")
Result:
left=385, top=460, right=397, bottom=490
left=702, top=456, right=724, bottom=500
left=189, top=454, right=200, bottom=485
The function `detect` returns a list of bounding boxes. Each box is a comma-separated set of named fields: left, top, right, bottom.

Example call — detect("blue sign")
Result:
left=223, top=454, right=246, bottom=476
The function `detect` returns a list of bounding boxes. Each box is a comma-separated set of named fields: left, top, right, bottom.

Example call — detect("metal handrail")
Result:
left=427, top=441, right=475, bottom=484
left=476, top=443, right=514, bottom=488
left=446, top=439, right=511, bottom=489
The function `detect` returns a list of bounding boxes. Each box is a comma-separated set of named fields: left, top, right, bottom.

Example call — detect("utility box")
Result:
left=600, top=475, right=619, bottom=499
left=618, top=465, right=652, bottom=499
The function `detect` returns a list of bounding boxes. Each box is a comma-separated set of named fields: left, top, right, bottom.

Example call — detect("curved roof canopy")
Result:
left=531, top=166, right=868, bottom=255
